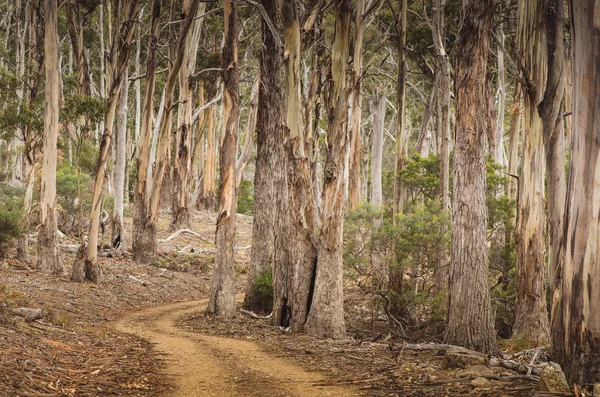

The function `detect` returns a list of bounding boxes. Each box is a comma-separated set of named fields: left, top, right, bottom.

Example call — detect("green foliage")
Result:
left=399, top=153, right=441, bottom=205
left=61, top=94, right=106, bottom=127
left=237, top=179, right=254, bottom=215
left=246, top=269, right=273, bottom=313
left=0, top=183, right=24, bottom=257
left=56, top=161, right=91, bottom=233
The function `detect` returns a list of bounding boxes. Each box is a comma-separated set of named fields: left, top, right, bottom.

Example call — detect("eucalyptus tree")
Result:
left=446, top=0, right=499, bottom=355
left=206, top=0, right=239, bottom=317
left=38, top=0, right=61, bottom=275
left=71, top=0, right=140, bottom=282
left=552, top=0, right=600, bottom=385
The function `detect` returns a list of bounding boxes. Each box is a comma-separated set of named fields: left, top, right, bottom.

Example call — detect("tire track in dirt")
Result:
left=115, top=299, right=359, bottom=397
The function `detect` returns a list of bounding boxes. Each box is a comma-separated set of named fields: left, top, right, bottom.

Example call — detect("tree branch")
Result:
left=240, top=0, right=283, bottom=49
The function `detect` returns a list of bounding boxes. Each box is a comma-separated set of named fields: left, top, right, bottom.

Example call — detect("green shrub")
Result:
left=56, top=162, right=92, bottom=233
left=237, top=179, right=254, bottom=215
left=0, top=183, right=24, bottom=257
left=245, top=269, right=273, bottom=313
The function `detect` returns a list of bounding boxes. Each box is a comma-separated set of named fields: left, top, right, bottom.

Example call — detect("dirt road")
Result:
left=115, top=299, right=359, bottom=397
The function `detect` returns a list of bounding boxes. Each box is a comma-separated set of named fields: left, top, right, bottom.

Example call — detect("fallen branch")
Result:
left=159, top=229, right=210, bottom=243
left=490, top=357, right=546, bottom=376
left=240, top=308, right=272, bottom=319
left=429, top=374, right=539, bottom=385
left=125, top=275, right=147, bottom=286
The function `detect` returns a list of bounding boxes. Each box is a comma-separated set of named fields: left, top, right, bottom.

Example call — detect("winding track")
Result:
left=115, top=298, right=358, bottom=397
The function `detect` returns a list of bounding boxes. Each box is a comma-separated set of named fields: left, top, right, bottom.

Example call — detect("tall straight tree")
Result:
left=347, top=0, right=366, bottom=210
left=278, top=0, right=317, bottom=331
left=432, top=0, right=451, bottom=291
left=38, top=0, right=61, bottom=275
left=133, top=0, right=200, bottom=262
left=112, top=67, right=128, bottom=250
left=447, top=0, right=499, bottom=355
left=513, top=0, right=550, bottom=345
left=206, top=0, right=239, bottom=317
left=392, top=0, right=407, bottom=221
left=552, top=0, right=600, bottom=385
left=304, top=0, right=351, bottom=339
left=132, top=0, right=161, bottom=264
left=539, top=0, right=566, bottom=301
left=171, top=0, right=206, bottom=230
left=71, top=0, right=139, bottom=282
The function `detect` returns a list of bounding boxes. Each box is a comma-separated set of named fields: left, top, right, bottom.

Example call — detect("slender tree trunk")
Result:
left=552, top=0, right=600, bottom=385
left=370, top=95, right=387, bottom=288
left=392, top=0, right=408, bottom=221
left=304, top=0, right=350, bottom=340
left=112, top=67, right=129, bottom=251
left=132, top=0, right=161, bottom=264
left=206, top=0, right=239, bottom=318
left=71, top=1, right=139, bottom=282
left=38, top=0, right=61, bottom=275
left=172, top=1, right=206, bottom=230
left=539, top=0, right=566, bottom=310
left=447, top=0, right=499, bottom=355
left=347, top=0, right=366, bottom=209
left=134, top=7, right=143, bottom=148
left=235, top=74, right=259, bottom=188
left=201, top=93, right=217, bottom=211
left=512, top=0, right=550, bottom=346
left=433, top=0, right=450, bottom=292
left=507, top=88, right=522, bottom=201
left=135, top=0, right=201, bottom=262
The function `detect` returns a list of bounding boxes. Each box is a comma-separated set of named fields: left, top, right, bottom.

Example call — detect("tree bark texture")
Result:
left=370, top=95, right=387, bottom=288
left=206, top=0, right=239, bottom=318
left=38, top=0, right=61, bottom=275
left=447, top=0, right=499, bottom=355
left=172, top=0, right=206, bottom=230
left=551, top=0, right=600, bottom=385
left=347, top=0, right=366, bottom=210
left=112, top=67, right=128, bottom=251
left=304, top=0, right=350, bottom=340
left=539, top=0, right=566, bottom=307
left=513, top=0, right=550, bottom=345
left=132, top=0, right=161, bottom=264
left=280, top=0, right=318, bottom=331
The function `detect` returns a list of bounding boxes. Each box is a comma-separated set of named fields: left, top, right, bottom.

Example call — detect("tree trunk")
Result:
left=235, top=74, right=259, bottom=188
left=347, top=0, right=366, bottom=210
left=200, top=81, right=220, bottom=211
left=132, top=0, right=161, bottom=264
left=245, top=0, right=288, bottom=316
left=71, top=1, right=139, bottom=282
left=447, top=0, right=498, bottom=355
left=392, top=0, right=408, bottom=221
left=134, top=0, right=200, bottom=262
left=304, top=0, right=350, bottom=340
left=206, top=0, right=239, bottom=318
left=370, top=95, right=387, bottom=288
left=512, top=0, right=550, bottom=346
left=433, top=0, right=450, bottom=292
left=171, top=0, right=206, bottom=230
left=539, top=0, right=566, bottom=313
left=506, top=88, right=522, bottom=202
left=112, top=67, right=128, bottom=251
left=551, top=0, right=600, bottom=385
left=38, top=0, right=61, bottom=275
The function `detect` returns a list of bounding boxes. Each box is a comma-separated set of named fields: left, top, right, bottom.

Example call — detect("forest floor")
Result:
left=0, top=209, right=549, bottom=396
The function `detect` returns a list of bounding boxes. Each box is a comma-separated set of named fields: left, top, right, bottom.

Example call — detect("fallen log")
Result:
left=11, top=308, right=44, bottom=322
